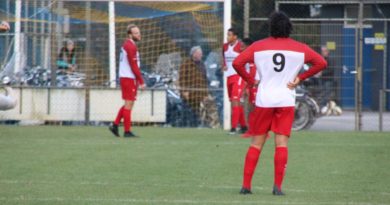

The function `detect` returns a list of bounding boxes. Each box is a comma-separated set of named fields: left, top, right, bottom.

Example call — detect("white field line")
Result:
left=0, top=139, right=388, bottom=147
left=1, top=179, right=390, bottom=196
left=0, top=197, right=388, bottom=205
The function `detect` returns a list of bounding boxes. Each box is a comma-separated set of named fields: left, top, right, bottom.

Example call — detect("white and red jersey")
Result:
left=223, top=41, right=241, bottom=77
left=233, top=37, right=327, bottom=108
left=119, top=39, right=144, bottom=85
left=246, top=63, right=260, bottom=81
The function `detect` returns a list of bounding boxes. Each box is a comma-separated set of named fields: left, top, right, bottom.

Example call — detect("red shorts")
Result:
left=247, top=87, right=257, bottom=105
left=120, top=78, right=137, bottom=101
left=246, top=106, right=295, bottom=137
left=227, top=75, right=246, bottom=101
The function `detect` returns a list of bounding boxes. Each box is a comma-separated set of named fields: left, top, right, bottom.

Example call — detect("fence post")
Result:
left=14, top=0, right=22, bottom=74
left=243, top=0, right=249, bottom=38
left=223, top=0, right=232, bottom=130
left=85, top=87, right=90, bottom=125
left=109, top=0, right=116, bottom=88
left=379, top=89, right=383, bottom=132
left=355, top=1, right=364, bottom=131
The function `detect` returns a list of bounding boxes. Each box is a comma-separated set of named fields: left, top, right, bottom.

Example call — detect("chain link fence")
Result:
left=243, top=0, right=390, bottom=131
left=0, top=0, right=224, bottom=128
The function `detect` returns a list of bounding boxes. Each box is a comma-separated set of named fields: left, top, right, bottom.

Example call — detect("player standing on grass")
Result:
left=109, top=24, right=145, bottom=138
left=222, top=28, right=247, bottom=134
left=233, top=11, right=327, bottom=195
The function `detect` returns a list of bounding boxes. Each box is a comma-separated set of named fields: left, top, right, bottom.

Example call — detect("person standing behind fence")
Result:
left=0, top=77, right=17, bottom=111
left=233, top=11, right=327, bottom=195
left=0, top=21, right=10, bottom=33
left=223, top=28, right=248, bottom=135
left=109, top=24, right=145, bottom=138
left=319, top=46, right=342, bottom=115
left=57, top=40, right=77, bottom=74
left=179, top=46, right=209, bottom=126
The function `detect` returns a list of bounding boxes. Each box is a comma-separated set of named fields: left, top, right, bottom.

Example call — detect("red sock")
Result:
left=231, top=106, right=240, bottom=129
left=274, top=147, right=288, bottom=190
left=239, top=106, right=247, bottom=127
left=123, top=108, right=131, bottom=132
left=242, top=146, right=261, bottom=190
left=114, top=106, right=124, bottom=125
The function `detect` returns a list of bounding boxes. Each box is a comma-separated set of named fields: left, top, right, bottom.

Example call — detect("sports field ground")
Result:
left=0, top=126, right=389, bottom=205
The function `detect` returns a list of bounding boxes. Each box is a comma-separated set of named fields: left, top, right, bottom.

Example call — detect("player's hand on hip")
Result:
left=287, top=77, right=300, bottom=90
left=139, top=84, right=146, bottom=90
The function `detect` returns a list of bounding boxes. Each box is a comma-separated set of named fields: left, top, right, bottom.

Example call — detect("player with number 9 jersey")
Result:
left=233, top=11, right=327, bottom=196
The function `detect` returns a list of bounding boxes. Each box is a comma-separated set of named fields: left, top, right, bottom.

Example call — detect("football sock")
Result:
left=123, top=108, right=131, bottom=132
left=231, top=106, right=240, bottom=129
left=242, top=146, right=261, bottom=190
left=239, top=106, right=247, bottom=127
left=274, top=146, right=288, bottom=190
left=114, top=106, right=124, bottom=125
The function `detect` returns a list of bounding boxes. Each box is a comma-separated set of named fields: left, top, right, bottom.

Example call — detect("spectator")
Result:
left=0, top=21, right=10, bottom=33
left=57, top=40, right=77, bottom=73
left=319, top=46, right=342, bottom=115
left=0, top=77, right=17, bottom=111
left=179, top=46, right=209, bottom=126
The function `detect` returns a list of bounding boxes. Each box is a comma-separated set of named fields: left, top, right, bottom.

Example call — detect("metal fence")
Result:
left=244, top=0, right=390, bottom=131
left=0, top=0, right=225, bottom=128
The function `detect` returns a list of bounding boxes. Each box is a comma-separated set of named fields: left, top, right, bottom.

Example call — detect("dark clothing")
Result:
left=179, top=58, right=209, bottom=119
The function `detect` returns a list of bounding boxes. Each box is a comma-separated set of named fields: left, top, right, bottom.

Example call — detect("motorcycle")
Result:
left=292, top=85, right=320, bottom=131
left=142, top=71, right=189, bottom=127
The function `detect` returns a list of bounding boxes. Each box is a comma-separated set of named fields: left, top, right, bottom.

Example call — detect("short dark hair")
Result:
left=242, top=38, right=254, bottom=46
left=269, top=11, right=292, bottom=38
left=228, top=28, right=239, bottom=36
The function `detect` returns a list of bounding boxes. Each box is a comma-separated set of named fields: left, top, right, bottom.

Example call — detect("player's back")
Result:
left=253, top=37, right=307, bottom=107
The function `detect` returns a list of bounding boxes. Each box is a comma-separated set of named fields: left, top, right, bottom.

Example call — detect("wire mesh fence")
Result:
left=0, top=0, right=224, bottom=128
left=244, top=0, right=390, bottom=131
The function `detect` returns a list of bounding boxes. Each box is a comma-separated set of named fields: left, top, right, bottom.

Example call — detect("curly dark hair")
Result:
left=269, top=11, right=292, bottom=38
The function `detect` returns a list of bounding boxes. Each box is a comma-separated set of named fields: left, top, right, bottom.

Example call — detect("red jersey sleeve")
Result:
left=298, top=45, right=327, bottom=81
left=232, top=45, right=255, bottom=86
left=124, top=42, right=145, bottom=85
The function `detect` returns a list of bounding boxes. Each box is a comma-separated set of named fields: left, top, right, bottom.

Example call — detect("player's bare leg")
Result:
left=240, top=134, right=267, bottom=194
left=273, top=134, right=289, bottom=195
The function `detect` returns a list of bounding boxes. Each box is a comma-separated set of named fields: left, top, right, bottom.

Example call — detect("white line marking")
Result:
left=0, top=197, right=388, bottom=205
left=1, top=180, right=390, bottom=196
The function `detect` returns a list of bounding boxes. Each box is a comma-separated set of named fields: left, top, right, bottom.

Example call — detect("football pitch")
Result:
left=0, top=126, right=389, bottom=205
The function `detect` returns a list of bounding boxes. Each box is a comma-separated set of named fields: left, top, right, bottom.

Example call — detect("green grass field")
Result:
left=0, top=125, right=389, bottom=205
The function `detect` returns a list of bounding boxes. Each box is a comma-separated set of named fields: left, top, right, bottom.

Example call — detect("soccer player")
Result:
left=241, top=38, right=259, bottom=111
left=240, top=38, right=260, bottom=138
left=222, top=28, right=247, bottom=134
left=233, top=11, right=327, bottom=195
left=109, top=24, right=145, bottom=138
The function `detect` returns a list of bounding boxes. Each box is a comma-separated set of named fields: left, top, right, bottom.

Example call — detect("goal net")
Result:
left=0, top=0, right=225, bottom=128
